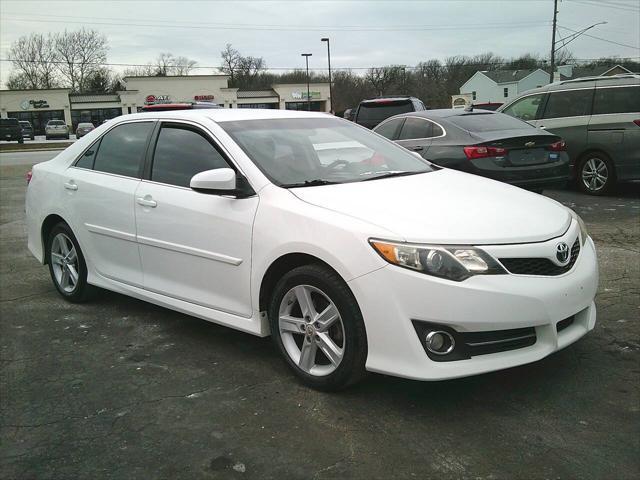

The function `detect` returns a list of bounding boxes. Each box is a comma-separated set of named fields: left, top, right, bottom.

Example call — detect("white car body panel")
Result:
left=25, top=109, right=599, bottom=381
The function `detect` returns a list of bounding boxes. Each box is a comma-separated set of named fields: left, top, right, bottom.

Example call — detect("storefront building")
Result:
left=0, top=75, right=331, bottom=135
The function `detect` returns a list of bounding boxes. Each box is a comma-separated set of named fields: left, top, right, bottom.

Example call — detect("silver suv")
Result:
left=498, top=74, right=640, bottom=195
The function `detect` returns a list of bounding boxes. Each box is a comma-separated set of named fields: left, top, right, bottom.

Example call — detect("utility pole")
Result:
left=301, top=53, right=312, bottom=111
left=321, top=38, right=333, bottom=114
left=550, top=0, right=558, bottom=82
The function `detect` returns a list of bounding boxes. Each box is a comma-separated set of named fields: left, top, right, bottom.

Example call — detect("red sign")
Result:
left=194, top=95, right=215, bottom=101
left=145, top=95, right=156, bottom=104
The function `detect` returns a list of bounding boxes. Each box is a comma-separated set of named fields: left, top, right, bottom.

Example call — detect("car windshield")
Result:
left=448, top=113, right=531, bottom=132
left=219, top=117, right=433, bottom=187
left=357, top=101, right=413, bottom=122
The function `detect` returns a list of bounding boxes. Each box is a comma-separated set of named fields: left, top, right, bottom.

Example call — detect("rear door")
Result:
left=530, top=88, right=594, bottom=164
left=134, top=121, right=258, bottom=317
left=66, top=120, right=155, bottom=286
left=588, top=84, right=640, bottom=180
left=395, top=117, right=435, bottom=156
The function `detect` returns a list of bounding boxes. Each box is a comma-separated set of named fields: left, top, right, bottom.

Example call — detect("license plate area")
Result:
left=508, top=148, right=548, bottom=166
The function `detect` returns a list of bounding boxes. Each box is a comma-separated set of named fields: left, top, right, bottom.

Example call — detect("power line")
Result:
left=1, top=15, right=553, bottom=32
left=2, top=57, right=638, bottom=72
left=557, top=25, right=640, bottom=50
left=565, top=0, right=640, bottom=12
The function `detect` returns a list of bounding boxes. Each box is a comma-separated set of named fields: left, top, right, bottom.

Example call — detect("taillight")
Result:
left=463, top=145, right=507, bottom=160
left=633, top=119, right=640, bottom=127
left=548, top=140, right=566, bottom=151
left=26, top=170, right=33, bottom=185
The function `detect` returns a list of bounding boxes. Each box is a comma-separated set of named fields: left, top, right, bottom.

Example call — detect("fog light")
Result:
left=425, top=331, right=455, bottom=355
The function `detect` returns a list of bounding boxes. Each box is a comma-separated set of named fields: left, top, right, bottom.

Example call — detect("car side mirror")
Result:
left=190, top=168, right=254, bottom=198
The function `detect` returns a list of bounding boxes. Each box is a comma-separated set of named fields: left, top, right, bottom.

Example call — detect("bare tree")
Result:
left=172, top=56, right=197, bottom=75
left=220, top=44, right=241, bottom=83
left=123, top=64, right=157, bottom=77
left=366, top=67, right=400, bottom=96
left=55, top=28, right=108, bottom=92
left=8, top=33, right=59, bottom=89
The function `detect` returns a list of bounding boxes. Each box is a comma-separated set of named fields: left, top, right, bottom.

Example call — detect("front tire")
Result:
left=268, top=264, right=368, bottom=391
left=46, top=222, right=93, bottom=302
left=578, top=152, right=615, bottom=195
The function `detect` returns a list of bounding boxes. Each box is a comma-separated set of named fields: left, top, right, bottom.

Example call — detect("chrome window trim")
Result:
left=377, top=115, right=447, bottom=141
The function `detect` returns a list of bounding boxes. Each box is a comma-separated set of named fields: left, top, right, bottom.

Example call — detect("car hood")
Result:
left=290, top=169, right=571, bottom=245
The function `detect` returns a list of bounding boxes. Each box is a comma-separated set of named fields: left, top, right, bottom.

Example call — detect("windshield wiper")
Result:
left=282, top=179, right=339, bottom=188
left=361, top=170, right=424, bottom=181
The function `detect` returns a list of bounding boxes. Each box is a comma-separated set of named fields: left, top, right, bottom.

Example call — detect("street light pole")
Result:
left=301, top=53, right=312, bottom=111
left=321, top=38, right=333, bottom=114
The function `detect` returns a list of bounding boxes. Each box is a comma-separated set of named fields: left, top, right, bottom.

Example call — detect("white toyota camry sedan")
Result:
left=26, top=109, right=598, bottom=390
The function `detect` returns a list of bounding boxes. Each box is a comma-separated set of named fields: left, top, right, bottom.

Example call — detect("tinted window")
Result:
left=374, top=118, right=404, bottom=140
left=152, top=126, right=229, bottom=187
left=357, top=101, right=413, bottom=122
left=593, top=86, right=640, bottom=115
left=501, top=94, right=545, bottom=121
left=433, top=123, right=444, bottom=137
left=48, top=120, right=66, bottom=126
left=1, top=119, right=19, bottom=126
left=399, top=118, right=432, bottom=140
left=76, top=142, right=100, bottom=169
left=93, top=122, right=152, bottom=177
left=543, top=89, right=593, bottom=119
left=448, top=113, right=531, bottom=132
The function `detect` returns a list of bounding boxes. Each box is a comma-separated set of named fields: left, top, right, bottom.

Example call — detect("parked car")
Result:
left=45, top=119, right=70, bottom=140
left=141, top=101, right=221, bottom=112
left=75, top=122, right=95, bottom=139
left=1, top=118, right=24, bottom=143
left=19, top=120, right=35, bottom=140
left=354, top=97, right=427, bottom=129
left=374, top=108, right=570, bottom=192
left=498, top=74, right=640, bottom=195
left=26, top=109, right=597, bottom=390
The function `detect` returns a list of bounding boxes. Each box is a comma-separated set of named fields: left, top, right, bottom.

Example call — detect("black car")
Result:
left=374, top=108, right=569, bottom=192
left=0, top=118, right=24, bottom=143
left=19, top=121, right=35, bottom=141
left=354, top=97, right=426, bottom=129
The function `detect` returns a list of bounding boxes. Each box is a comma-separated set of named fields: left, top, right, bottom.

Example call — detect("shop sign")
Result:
left=145, top=94, right=171, bottom=105
left=291, top=91, right=321, bottom=100
left=20, top=99, right=50, bottom=110
left=194, top=95, right=215, bottom=101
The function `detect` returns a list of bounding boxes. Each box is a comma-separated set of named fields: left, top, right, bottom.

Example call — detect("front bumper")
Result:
left=348, top=235, right=598, bottom=381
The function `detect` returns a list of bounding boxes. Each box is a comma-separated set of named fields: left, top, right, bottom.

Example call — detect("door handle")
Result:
left=136, top=196, right=157, bottom=208
left=411, top=146, right=424, bottom=151
left=63, top=181, right=78, bottom=191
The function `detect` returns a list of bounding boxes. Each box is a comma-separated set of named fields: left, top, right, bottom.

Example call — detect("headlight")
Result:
left=569, top=209, right=589, bottom=245
left=370, top=239, right=506, bottom=282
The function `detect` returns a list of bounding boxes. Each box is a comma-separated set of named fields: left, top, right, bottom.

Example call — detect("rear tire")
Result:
left=577, top=152, right=615, bottom=195
left=268, top=264, right=368, bottom=391
left=46, top=222, right=93, bottom=303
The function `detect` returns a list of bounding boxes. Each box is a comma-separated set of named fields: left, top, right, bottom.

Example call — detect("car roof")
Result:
left=118, top=108, right=333, bottom=123
left=384, top=108, right=498, bottom=120
left=509, top=73, right=640, bottom=97
left=359, top=97, right=417, bottom=105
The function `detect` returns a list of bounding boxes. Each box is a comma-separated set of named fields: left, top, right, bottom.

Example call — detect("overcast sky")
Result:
left=0, top=0, right=638, bottom=86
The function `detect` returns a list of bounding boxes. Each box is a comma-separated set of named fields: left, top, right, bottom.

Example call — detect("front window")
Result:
left=501, top=93, right=545, bottom=121
left=503, top=87, right=509, bottom=98
left=220, top=118, right=433, bottom=187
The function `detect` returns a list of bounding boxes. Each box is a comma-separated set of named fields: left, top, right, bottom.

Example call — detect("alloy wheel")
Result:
left=581, top=157, right=608, bottom=192
left=278, top=285, right=345, bottom=376
left=50, top=232, right=80, bottom=293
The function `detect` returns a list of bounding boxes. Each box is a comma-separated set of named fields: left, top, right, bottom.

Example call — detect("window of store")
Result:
left=7, top=110, right=66, bottom=136
left=71, top=108, right=121, bottom=131
left=238, top=103, right=278, bottom=109
left=285, top=101, right=323, bottom=111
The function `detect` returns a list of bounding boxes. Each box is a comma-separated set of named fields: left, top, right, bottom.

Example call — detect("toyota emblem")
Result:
left=556, top=242, right=570, bottom=263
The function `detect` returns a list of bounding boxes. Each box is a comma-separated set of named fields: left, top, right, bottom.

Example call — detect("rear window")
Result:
left=448, top=113, right=530, bottom=132
left=593, top=86, right=640, bottom=115
left=1, top=119, right=19, bottom=126
left=48, top=120, right=66, bottom=125
left=357, top=101, right=413, bottom=122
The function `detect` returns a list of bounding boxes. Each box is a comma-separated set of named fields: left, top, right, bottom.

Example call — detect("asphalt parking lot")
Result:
left=1, top=153, right=638, bottom=480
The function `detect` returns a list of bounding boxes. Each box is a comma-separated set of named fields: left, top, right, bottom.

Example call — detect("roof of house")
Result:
left=560, top=64, right=632, bottom=80
left=482, top=69, right=540, bottom=83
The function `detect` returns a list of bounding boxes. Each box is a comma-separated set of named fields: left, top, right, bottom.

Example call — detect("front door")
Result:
left=134, top=122, right=258, bottom=317
left=395, top=117, right=434, bottom=159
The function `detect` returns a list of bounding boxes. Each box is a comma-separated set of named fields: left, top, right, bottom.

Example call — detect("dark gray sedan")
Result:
left=373, top=109, right=570, bottom=192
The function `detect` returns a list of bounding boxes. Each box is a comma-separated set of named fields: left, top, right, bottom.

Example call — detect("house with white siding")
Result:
left=459, top=69, right=550, bottom=106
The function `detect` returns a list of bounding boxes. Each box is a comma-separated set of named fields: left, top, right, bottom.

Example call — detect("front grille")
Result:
left=499, top=239, right=580, bottom=276
left=460, top=327, right=537, bottom=356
